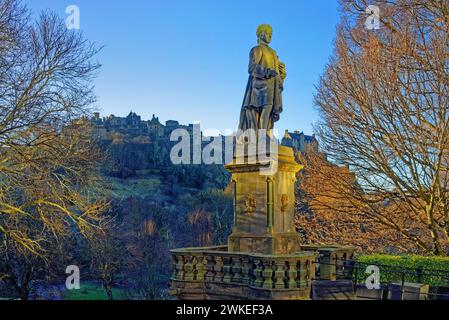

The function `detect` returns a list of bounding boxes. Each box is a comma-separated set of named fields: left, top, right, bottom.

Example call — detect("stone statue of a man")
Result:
left=238, top=24, right=286, bottom=134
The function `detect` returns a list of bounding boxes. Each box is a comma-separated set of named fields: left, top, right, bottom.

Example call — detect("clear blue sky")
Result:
left=26, top=0, right=340, bottom=135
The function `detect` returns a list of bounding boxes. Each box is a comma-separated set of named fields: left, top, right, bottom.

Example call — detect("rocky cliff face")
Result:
left=102, top=138, right=171, bottom=177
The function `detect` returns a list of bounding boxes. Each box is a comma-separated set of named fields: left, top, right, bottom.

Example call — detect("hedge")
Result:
left=355, top=254, right=449, bottom=286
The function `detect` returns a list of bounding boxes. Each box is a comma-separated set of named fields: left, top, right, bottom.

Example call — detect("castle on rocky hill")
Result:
left=90, top=111, right=318, bottom=154
left=89, top=111, right=320, bottom=179
left=91, top=112, right=194, bottom=142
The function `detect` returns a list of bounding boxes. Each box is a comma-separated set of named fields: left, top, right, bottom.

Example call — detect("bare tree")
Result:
left=315, top=0, right=449, bottom=255
left=0, top=0, right=107, bottom=255
left=88, top=218, right=131, bottom=301
left=296, top=147, right=418, bottom=254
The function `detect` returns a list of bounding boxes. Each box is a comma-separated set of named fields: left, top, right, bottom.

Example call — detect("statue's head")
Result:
left=256, top=24, right=272, bottom=44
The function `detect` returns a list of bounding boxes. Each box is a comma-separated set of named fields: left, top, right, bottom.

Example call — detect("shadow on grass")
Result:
left=63, top=282, right=127, bottom=301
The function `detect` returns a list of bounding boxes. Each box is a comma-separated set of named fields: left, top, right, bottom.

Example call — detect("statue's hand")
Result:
left=266, top=68, right=277, bottom=78
left=279, top=62, right=286, bottom=79
left=272, top=111, right=280, bottom=123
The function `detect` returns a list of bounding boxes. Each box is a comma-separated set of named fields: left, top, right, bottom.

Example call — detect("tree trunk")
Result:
left=426, top=204, right=444, bottom=256
left=20, top=288, right=29, bottom=301
left=103, top=281, right=114, bottom=301
left=106, top=286, right=113, bottom=300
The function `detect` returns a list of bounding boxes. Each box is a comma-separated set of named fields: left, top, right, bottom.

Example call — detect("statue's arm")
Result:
left=248, top=47, right=275, bottom=79
left=279, top=60, right=287, bottom=80
left=275, top=52, right=286, bottom=81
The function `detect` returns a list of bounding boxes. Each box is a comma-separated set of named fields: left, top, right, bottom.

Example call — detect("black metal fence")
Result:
left=313, top=258, right=449, bottom=300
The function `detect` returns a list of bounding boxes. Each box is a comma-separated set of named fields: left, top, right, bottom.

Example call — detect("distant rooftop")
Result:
left=282, top=130, right=318, bottom=153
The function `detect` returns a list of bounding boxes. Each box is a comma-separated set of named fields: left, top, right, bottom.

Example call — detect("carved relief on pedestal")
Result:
left=244, top=194, right=257, bottom=214
left=281, top=194, right=289, bottom=213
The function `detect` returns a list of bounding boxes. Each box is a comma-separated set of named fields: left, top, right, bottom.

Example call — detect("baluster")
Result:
left=184, top=255, right=194, bottom=281
left=286, top=260, right=297, bottom=289
left=302, top=259, right=312, bottom=287
left=205, top=255, right=215, bottom=282
left=175, top=255, right=185, bottom=281
left=195, top=255, right=205, bottom=281
left=253, top=258, right=264, bottom=287
left=232, top=256, right=243, bottom=283
left=213, top=256, right=224, bottom=282
left=262, top=259, right=274, bottom=289
left=274, top=260, right=286, bottom=289
left=297, top=260, right=308, bottom=288
left=307, top=259, right=315, bottom=286
left=223, top=255, right=233, bottom=283
left=241, top=256, right=251, bottom=285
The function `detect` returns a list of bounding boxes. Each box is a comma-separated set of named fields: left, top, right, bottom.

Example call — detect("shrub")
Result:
left=355, top=254, right=449, bottom=286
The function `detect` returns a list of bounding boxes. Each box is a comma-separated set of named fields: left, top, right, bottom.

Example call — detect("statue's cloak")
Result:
left=239, top=44, right=284, bottom=131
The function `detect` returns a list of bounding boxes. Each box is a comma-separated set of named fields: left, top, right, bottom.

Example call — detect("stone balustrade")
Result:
left=300, top=245, right=356, bottom=281
left=170, top=246, right=318, bottom=300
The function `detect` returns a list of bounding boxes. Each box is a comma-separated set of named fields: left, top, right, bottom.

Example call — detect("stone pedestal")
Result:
left=225, top=145, right=302, bottom=255
left=388, top=282, right=429, bottom=300
left=169, top=145, right=356, bottom=300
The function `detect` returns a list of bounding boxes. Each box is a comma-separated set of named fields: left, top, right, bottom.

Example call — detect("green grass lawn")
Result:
left=105, top=176, right=162, bottom=199
left=63, top=282, right=128, bottom=300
